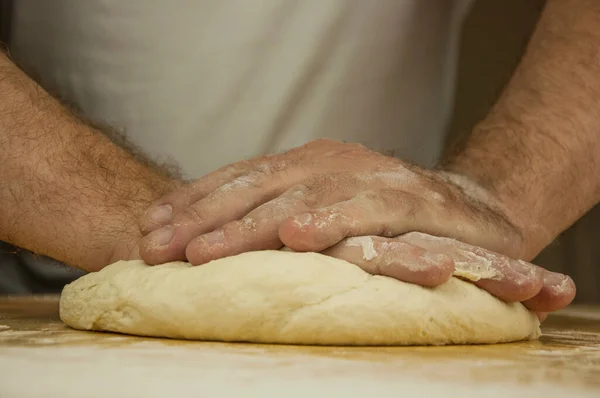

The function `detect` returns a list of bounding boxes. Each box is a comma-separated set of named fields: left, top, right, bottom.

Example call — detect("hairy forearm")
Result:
left=442, top=0, right=600, bottom=259
left=0, top=52, right=180, bottom=270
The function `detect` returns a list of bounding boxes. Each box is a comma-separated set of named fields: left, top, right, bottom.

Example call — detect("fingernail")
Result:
left=201, top=230, right=225, bottom=247
left=150, top=225, right=174, bottom=246
left=543, top=272, right=575, bottom=297
left=148, top=204, right=173, bottom=225
left=543, top=271, right=568, bottom=287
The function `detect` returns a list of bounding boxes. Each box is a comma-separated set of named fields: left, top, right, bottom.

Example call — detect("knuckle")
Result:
left=356, top=189, right=420, bottom=236
left=284, top=139, right=339, bottom=158
left=221, top=159, right=255, bottom=176
left=336, top=143, right=374, bottom=160
left=250, top=199, right=292, bottom=222
left=220, top=221, right=240, bottom=237
left=345, top=141, right=370, bottom=153
left=253, top=155, right=292, bottom=175
left=245, top=171, right=269, bottom=189
left=290, top=174, right=336, bottom=206
left=301, top=139, right=371, bottom=158
left=305, top=138, right=340, bottom=149
left=176, top=205, right=206, bottom=225
left=215, top=172, right=266, bottom=193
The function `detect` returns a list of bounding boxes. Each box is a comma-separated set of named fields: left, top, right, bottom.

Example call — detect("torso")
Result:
left=10, top=0, right=471, bottom=177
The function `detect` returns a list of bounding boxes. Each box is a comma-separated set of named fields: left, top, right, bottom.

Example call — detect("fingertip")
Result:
left=278, top=213, right=329, bottom=252
left=185, top=232, right=223, bottom=265
left=547, top=273, right=577, bottom=302
left=184, top=238, right=205, bottom=265
left=138, top=225, right=190, bottom=265
left=483, top=261, right=545, bottom=303
left=277, top=214, right=306, bottom=244
left=421, top=252, right=454, bottom=286
left=138, top=237, right=168, bottom=266
left=536, top=312, right=549, bottom=323
left=561, top=275, right=577, bottom=303
left=515, top=268, right=545, bottom=301
left=523, top=272, right=576, bottom=312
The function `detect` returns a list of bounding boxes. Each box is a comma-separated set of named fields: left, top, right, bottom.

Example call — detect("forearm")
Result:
left=0, top=52, right=180, bottom=270
left=442, top=0, right=600, bottom=259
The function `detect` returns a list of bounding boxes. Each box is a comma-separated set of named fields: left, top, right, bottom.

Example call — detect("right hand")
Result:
left=321, top=232, right=574, bottom=319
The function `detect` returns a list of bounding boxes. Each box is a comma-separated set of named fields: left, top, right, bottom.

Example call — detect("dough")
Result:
left=59, top=251, right=540, bottom=345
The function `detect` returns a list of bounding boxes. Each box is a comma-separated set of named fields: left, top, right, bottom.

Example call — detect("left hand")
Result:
left=137, top=139, right=575, bottom=313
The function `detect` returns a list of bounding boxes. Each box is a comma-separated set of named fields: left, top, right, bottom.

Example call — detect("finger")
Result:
left=537, top=312, right=549, bottom=323
left=140, top=158, right=327, bottom=265
left=140, top=162, right=253, bottom=234
left=322, top=236, right=454, bottom=287
left=400, top=232, right=545, bottom=303
left=185, top=217, right=284, bottom=265
left=139, top=171, right=289, bottom=265
left=184, top=194, right=310, bottom=265
left=184, top=176, right=361, bottom=265
left=279, top=190, right=427, bottom=252
left=521, top=270, right=576, bottom=312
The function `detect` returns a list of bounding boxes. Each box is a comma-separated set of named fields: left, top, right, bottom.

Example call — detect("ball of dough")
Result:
left=59, top=250, right=540, bottom=345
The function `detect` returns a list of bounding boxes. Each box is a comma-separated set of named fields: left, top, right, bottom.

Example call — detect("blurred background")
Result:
left=0, top=0, right=597, bottom=302
left=450, top=0, right=599, bottom=303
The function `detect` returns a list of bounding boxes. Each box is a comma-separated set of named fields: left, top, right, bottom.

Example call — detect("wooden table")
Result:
left=1, top=296, right=599, bottom=397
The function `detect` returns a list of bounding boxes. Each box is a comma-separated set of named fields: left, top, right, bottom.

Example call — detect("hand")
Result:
left=139, top=139, right=526, bottom=261
left=138, top=139, right=575, bottom=313
left=139, top=139, right=412, bottom=261
left=332, top=233, right=573, bottom=315
left=323, top=232, right=574, bottom=318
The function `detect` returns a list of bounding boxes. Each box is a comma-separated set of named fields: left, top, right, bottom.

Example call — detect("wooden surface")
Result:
left=1, top=296, right=599, bottom=397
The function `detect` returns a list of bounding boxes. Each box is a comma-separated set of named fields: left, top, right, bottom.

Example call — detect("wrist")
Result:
left=440, top=147, right=554, bottom=260
left=0, top=50, right=186, bottom=271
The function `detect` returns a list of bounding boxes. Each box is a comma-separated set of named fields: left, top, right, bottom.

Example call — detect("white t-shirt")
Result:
left=10, top=0, right=471, bottom=178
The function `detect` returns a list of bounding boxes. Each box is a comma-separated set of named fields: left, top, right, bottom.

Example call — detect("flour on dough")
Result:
left=59, top=251, right=540, bottom=346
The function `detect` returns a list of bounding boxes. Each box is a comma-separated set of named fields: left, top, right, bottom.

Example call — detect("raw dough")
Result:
left=59, top=250, right=540, bottom=345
